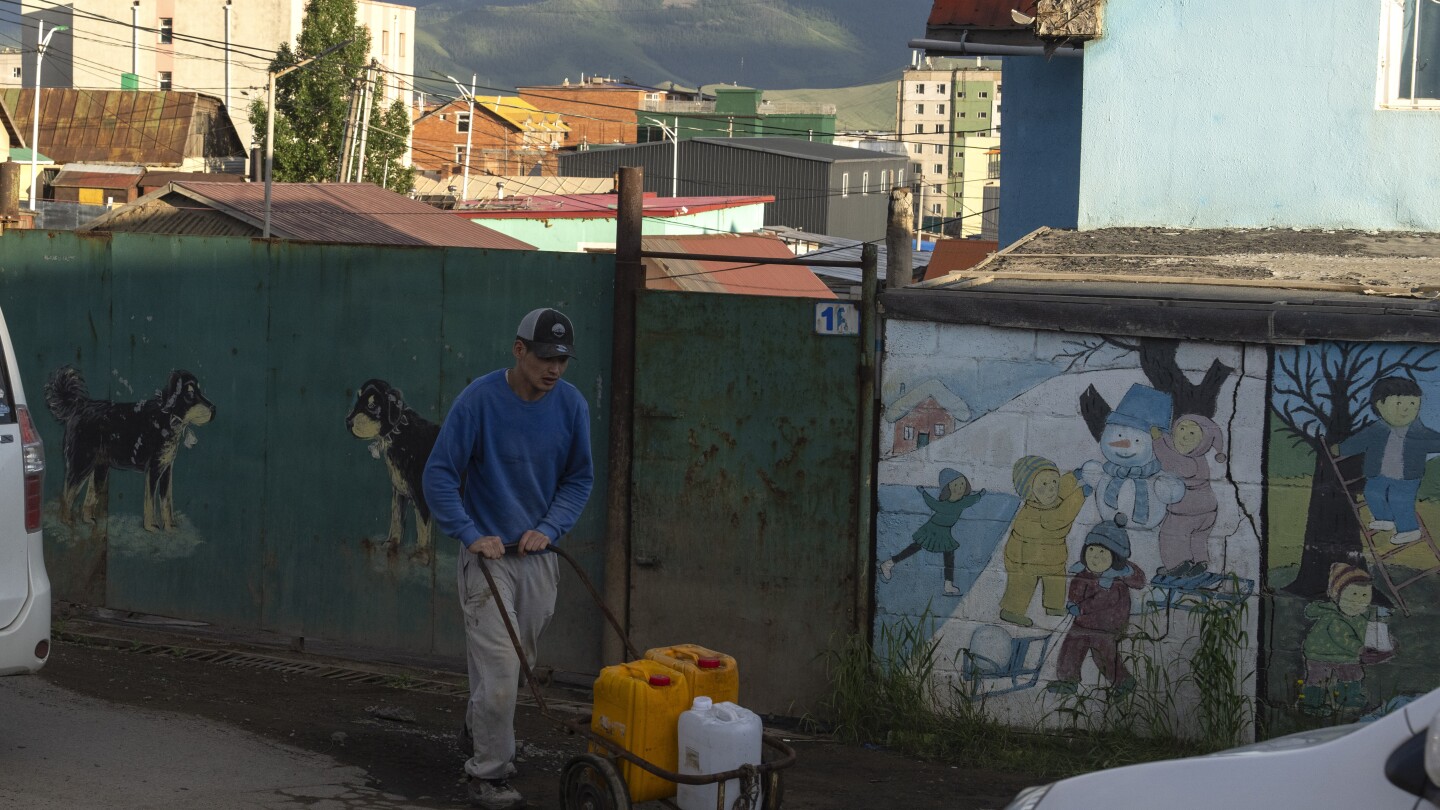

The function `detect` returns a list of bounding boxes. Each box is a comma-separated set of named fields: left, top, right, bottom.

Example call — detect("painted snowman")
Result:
left=1080, top=384, right=1185, bottom=531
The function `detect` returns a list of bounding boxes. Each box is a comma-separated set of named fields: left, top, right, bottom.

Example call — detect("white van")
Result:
left=0, top=305, right=49, bottom=675
left=1005, top=687, right=1440, bottom=809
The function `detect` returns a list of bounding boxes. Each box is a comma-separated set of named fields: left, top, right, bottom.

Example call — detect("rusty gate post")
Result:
left=856, top=243, right=879, bottom=633
left=604, top=166, right=644, bottom=665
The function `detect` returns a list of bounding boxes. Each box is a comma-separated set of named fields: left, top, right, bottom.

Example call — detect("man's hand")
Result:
left=467, top=536, right=505, bottom=559
left=517, top=529, right=551, bottom=556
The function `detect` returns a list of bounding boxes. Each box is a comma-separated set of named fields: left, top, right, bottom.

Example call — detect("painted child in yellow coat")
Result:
left=999, top=456, right=1088, bottom=628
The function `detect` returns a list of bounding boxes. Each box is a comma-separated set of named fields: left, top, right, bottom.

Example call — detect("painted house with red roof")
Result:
left=455, top=192, right=773, bottom=252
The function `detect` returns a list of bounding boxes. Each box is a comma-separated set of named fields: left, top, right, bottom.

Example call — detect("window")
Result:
left=880, top=170, right=888, bottom=188
left=382, top=30, right=389, bottom=55
left=931, top=183, right=941, bottom=193
left=158, top=17, right=173, bottom=44
left=933, top=144, right=943, bottom=154
left=158, top=71, right=172, bottom=90
left=399, top=33, right=406, bottom=57
left=1380, top=0, right=1440, bottom=106
left=979, top=111, right=989, bottom=118
left=911, top=162, right=921, bottom=173
left=933, top=164, right=943, bottom=174
left=862, top=171, right=870, bottom=194
left=904, top=426, right=915, bottom=441
left=938, top=104, right=946, bottom=114
left=455, top=145, right=468, bottom=164
left=932, top=203, right=942, bottom=214
left=932, top=124, right=943, bottom=133
left=988, top=153, right=1001, bottom=179
left=915, top=103, right=925, bottom=114
left=914, top=123, right=923, bottom=134
left=9, top=67, right=18, bottom=80
left=937, top=83, right=947, bottom=94
left=934, top=424, right=946, bottom=438
left=979, top=91, right=989, bottom=98
left=914, top=83, right=925, bottom=94
left=897, top=169, right=904, bottom=186
left=456, top=111, right=471, bottom=133
left=913, top=143, right=923, bottom=154
left=954, top=149, right=964, bottom=157
left=957, top=91, right=965, bottom=98
left=841, top=172, right=850, bottom=197
left=957, top=111, right=967, bottom=118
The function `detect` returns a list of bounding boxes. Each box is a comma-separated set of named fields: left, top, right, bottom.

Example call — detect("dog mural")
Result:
left=346, top=379, right=440, bottom=555
left=44, top=366, right=216, bottom=532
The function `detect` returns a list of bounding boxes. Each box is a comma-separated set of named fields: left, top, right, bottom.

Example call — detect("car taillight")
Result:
left=16, top=405, right=43, bottom=533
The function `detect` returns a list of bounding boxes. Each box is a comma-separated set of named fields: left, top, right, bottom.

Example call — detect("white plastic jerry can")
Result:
left=676, top=696, right=764, bottom=810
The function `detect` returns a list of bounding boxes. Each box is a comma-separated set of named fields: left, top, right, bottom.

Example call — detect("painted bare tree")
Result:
left=1271, top=343, right=1440, bottom=599
left=1056, top=337, right=1235, bottom=440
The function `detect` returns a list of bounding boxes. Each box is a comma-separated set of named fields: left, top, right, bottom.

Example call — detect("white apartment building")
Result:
left=19, top=0, right=415, bottom=149
left=895, top=56, right=1001, bottom=238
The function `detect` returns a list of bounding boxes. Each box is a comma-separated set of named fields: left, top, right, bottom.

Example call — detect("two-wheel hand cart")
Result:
left=477, top=545, right=796, bottom=810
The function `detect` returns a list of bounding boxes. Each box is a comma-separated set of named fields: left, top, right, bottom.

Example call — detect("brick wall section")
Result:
left=411, top=99, right=558, bottom=177
left=518, top=85, right=661, bottom=148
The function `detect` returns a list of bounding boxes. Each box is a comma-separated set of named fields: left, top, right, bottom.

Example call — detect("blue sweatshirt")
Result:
left=422, top=369, right=594, bottom=546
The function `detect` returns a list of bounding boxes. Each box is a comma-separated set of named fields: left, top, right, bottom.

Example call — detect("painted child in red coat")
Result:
left=1049, top=514, right=1146, bottom=695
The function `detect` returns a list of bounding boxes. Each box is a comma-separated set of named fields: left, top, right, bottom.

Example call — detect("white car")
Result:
left=0, top=305, right=49, bottom=675
left=1007, top=687, right=1440, bottom=809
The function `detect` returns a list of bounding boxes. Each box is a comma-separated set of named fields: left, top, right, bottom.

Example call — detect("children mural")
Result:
left=1267, top=343, right=1440, bottom=728
left=878, top=323, right=1264, bottom=730
left=878, top=325, right=1440, bottom=734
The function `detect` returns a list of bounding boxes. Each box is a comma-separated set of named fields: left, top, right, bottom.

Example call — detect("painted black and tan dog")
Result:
left=44, top=366, right=216, bottom=532
left=346, top=379, right=440, bottom=554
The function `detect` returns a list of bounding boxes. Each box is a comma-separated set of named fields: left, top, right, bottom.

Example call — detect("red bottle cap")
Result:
left=648, top=674, right=672, bottom=686
left=697, top=658, right=723, bottom=669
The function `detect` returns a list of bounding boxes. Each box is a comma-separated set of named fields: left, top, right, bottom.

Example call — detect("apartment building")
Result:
left=895, top=56, right=1001, bottom=238
left=19, top=0, right=415, bottom=150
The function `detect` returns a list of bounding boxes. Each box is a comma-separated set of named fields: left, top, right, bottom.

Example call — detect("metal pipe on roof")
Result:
left=908, top=37, right=1083, bottom=58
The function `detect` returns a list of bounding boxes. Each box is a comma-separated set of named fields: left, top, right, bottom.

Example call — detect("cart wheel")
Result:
left=559, top=753, right=630, bottom=810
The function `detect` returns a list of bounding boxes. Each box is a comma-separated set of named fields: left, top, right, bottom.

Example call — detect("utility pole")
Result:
left=30, top=20, right=66, bottom=212
left=886, top=187, right=913, bottom=288
left=603, top=165, right=646, bottom=666
left=338, top=77, right=360, bottom=182
left=447, top=74, right=476, bottom=199
left=264, top=38, right=353, bottom=238
left=354, top=62, right=376, bottom=183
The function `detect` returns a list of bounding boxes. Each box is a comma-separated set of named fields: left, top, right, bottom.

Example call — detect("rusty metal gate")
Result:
left=628, top=290, right=870, bottom=716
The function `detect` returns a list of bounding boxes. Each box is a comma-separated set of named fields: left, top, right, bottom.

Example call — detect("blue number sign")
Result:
left=814, top=302, right=859, bottom=336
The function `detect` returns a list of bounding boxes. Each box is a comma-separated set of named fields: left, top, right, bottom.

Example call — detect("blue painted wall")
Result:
left=997, top=56, right=1084, bottom=247
left=1078, top=0, right=1440, bottom=231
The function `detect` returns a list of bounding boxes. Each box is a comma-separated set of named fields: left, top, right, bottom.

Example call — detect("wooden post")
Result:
left=856, top=243, right=879, bottom=634
left=885, top=187, right=913, bottom=289
left=603, top=166, right=644, bottom=665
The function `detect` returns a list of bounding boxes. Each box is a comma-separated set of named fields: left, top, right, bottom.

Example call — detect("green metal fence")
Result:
left=0, top=230, right=614, bottom=671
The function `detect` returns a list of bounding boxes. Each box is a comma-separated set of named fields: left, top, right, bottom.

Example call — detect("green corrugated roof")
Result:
left=8, top=148, right=52, bottom=163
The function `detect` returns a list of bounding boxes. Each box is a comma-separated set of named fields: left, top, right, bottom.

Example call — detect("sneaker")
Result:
left=879, top=559, right=895, bottom=582
left=1393, top=530, right=1423, bottom=545
left=999, top=608, right=1033, bottom=628
left=467, top=777, right=525, bottom=810
left=943, top=581, right=962, bottom=596
left=1369, top=520, right=1396, bottom=532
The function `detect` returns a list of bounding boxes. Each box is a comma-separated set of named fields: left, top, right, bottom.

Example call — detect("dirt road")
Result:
left=34, top=624, right=1038, bottom=809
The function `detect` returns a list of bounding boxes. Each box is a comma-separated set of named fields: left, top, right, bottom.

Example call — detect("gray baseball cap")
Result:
left=516, top=308, right=576, bottom=359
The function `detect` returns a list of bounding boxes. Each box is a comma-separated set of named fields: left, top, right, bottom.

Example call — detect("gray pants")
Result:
left=457, top=544, right=559, bottom=780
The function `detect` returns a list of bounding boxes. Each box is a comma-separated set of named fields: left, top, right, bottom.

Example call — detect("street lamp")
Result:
left=643, top=117, right=679, bottom=197
left=263, top=39, right=353, bottom=238
left=30, top=20, right=67, bottom=212
left=445, top=74, right=476, bottom=201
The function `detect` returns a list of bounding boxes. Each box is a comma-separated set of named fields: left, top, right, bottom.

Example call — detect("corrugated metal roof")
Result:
left=83, top=182, right=536, bottom=250
left=928, top=0, right=1036, bottom=29
left=691, top=137, right=895, bottom=163
left=761, top=226, right=936, bottom=283
left=460, top=193, right=773, bottom=219
left=52, top=170, right=141, bottom=190
left=641, top=234, right=835, bottom=298
left=0, top=89, right=244, bottom=167
left=410, top=174, right=613, bottom=199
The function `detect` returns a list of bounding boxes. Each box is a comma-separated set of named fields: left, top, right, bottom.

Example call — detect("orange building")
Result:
left=518, top=77, right=666, bottom=149
left=411, top=96, right=569, bottom=179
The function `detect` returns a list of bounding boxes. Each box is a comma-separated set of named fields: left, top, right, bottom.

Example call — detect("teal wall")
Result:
left=466, top=204, right=768, bottom=252
left=0, top=231, right=614, bottom=672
